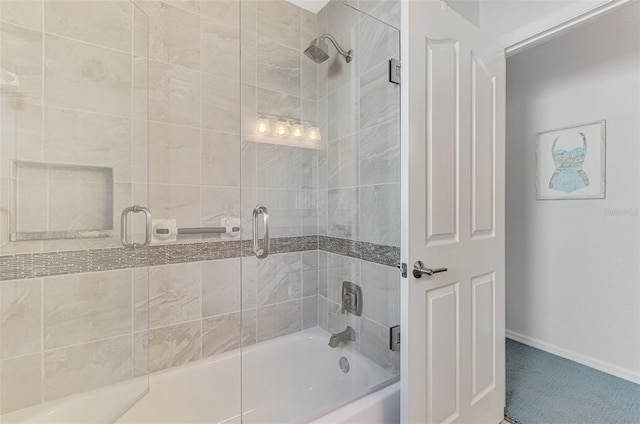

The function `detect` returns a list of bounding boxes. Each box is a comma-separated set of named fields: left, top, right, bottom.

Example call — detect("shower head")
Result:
left=304, top=34, right=353, bottom=64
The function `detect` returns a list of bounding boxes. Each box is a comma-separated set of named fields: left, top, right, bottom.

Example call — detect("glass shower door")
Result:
left=0, top=1, right=150, bottom=422
left=240, top=0, right=400, bottom=421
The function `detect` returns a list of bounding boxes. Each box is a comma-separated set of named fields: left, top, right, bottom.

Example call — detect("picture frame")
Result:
left=536, top=120, right=606, bottom=200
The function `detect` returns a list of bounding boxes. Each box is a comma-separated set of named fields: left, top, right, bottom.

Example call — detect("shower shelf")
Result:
left=244, top=134, right=321, bottom=150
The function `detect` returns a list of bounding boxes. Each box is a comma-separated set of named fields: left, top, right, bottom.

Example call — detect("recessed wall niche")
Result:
left=10, top=161, right=114, bottom=241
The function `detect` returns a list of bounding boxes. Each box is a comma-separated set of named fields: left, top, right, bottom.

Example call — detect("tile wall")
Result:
left=0, top=0, right=401, bottom=415
left=316, top=0, right=401, bottom=373
left=0, top=0, right=149, bottom=414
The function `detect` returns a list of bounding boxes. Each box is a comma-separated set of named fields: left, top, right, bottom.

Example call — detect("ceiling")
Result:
left=285, top=0, right=330, bottom=13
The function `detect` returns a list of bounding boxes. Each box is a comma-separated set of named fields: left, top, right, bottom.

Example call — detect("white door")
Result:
left=400, top=1, right=506, bottom=423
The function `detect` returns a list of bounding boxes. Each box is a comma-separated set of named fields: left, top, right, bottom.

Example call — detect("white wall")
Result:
left=506, top=4, right=640, bottom=381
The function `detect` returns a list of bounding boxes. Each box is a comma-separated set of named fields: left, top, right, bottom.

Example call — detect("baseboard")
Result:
left=506, top=329, right=640, bottom=384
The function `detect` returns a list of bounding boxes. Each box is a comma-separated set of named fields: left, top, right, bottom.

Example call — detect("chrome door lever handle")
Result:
left=412, top=261, right=447, bottom=278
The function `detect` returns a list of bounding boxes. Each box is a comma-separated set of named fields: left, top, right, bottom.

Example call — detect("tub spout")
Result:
left=328, top=326, right=356, bottom=348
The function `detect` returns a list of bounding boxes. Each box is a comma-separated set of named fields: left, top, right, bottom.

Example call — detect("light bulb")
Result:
left=291, top=122, right=305, bottom=138
left=274, top=119, right=290, bottom=136
left=256, top=116, right=270, bottom=134
left=306, top=126, right=321, bottom=141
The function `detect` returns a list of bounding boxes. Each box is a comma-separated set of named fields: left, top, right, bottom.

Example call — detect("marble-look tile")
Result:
left=133, top=268, right=149, bottom=332
left=302, top=296, right=318, bottom=329
left=201, top=186, right=241, bottom=229
left=202, top=258, right=241, bottom=317
left=318, top=295, right=329, bottom=331
left=133, top=4, right=150, bottom=57
left=43, top=335, right=132, bottom=402
left=327, top=27, right=359, bottom=94
left=326, top=0, right=359, bottom=39
left=302, top=251, right=319, bottom=297
left=147, top=1, right=200, bottom=70
left=149, top=320, right=201, bottom=372
left=0, top=102, right=42, bottom=171
left=0, top=353, right=41, bottom=414
left=327, top=135, right=359, bottom=189
left=257, top=37, right=300, bottom=97
left=257, top=0, right=300, bottom=50
left=202, top=309, right=255, bottom=357
left=256, top=252, right=302, bottom=306
left=46, top=166, right=113, bottom=233
left=241, top=30, right=257, bottom=85
left=0, top=0, right=42, bottom=30
left=255, top=189, right=301, bottom=237
left=133, top=331, right=149, bottom=378
left=45, top=34, right=131, bottom=117
left=300, top=7, right=318, bottom=51
left=360, top=317, right=399, bottom=374
left=256, top=87, right=301, bottom=120
left=359, top=183, right=400, bottom=246
left=201, top=0, right=240, bottom=28
left=44, top=106, right=132, bottom=182
left=149, top=183, right=201, bottom=228
left=163, top=0, right=200, bottom=14
left=318, top=251, right=328, bottom=297
left=1, top=22, right=42, bottom=106
left=328, top=80, right=359, bottom=141
left=14, top=164, right=47, bottom=233
left=300, top=56, right=317, bottom=102
left=327, top=187, right=359, bottom=240
left=202, top=131, right=241, bottom=187
left=202, top=18, right=240, bottom=80
left=255, top=143, right=301, bottom=189
left=202, top=73, right=241, bottom=134
left=359, top=119, right=400, bottom=185
left=326, top=252, right=361, bottom=304
left=256, top=299, right=301, bottom=342
left=44, top=270, right=132, bottom=349
left=360, top=260, right=399, bottom=327
left=317, top=189, right=328, bottom=237
left=358, top=10, right=399, bottom=75
left=358, top=0, right=400, bottom=29
left=148, top=263, right=201, bottom=329
left=241, top=83, right=257, bottom=139
left=149, top=122, right=201, bottom=185
left=359, top=61, right=399, bottom=130
left=133, top=56, right=149, bottom=121
left=44, top=1, right=132, bottom=53
left=149, top=60, right=200, bottom=127
left=300, top=189, right=318, bottom=236
left=0, top=279, right=42, bottom=359
left=241, top=0, right=257, bottom=34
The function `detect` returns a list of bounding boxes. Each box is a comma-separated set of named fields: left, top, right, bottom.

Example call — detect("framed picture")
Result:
left=536, top=120, right=606, bottom=200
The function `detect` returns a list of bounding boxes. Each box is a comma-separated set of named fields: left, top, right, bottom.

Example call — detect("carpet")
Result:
left=506, top=338, right=640, bottom=424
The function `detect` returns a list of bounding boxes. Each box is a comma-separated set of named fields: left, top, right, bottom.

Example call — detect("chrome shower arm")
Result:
left=318, top=33, right=354, bottom=62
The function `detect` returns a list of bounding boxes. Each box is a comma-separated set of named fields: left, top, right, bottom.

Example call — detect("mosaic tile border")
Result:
left=318, top=236, right=400, bottom=268
left=0, top=236, right=399, bottom=281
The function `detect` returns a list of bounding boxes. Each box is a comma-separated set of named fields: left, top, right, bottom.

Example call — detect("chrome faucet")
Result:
left=328, top=326, right=356, bottom=348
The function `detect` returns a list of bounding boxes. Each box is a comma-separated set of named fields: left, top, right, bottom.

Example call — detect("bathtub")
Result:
left=1, top=327, right=398, bottom=424
left=118, top=326, right=399, bottom=423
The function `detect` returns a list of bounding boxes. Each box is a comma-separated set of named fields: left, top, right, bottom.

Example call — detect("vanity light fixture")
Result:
left=274, top=119, right=290, bottom=136
left=256, top=115, right=271, bottom=134
left=291, top=122, right=305, bottom=138
left=306, top=126, right=321, bottom=141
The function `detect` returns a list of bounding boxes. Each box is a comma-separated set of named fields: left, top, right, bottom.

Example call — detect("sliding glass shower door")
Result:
left=0, top=1, right=150, bottom=422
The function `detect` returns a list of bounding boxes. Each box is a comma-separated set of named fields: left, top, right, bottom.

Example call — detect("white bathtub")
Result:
left=1, top=327, right=399, bottom=424
left=118, top=326, right=399, bottom=423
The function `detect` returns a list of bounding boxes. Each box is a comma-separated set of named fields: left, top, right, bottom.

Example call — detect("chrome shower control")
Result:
left=341, top=281, right=362, bottom=316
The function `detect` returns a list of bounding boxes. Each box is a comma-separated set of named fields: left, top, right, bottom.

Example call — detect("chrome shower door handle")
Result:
left=252, top=205, right=269, bottom=259
left=121, top=205, right=152, bottom=249
left=412, top=261, right=447, bottom=278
